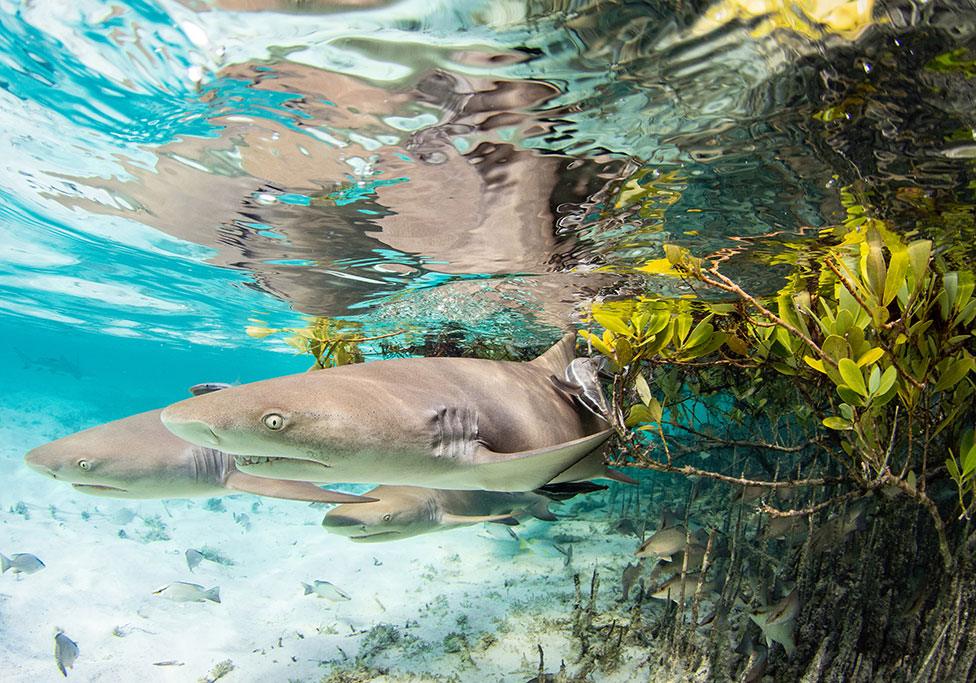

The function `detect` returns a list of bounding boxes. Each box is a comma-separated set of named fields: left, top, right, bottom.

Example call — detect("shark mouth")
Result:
left=235, top=455, right=332, bottom=469
left=350, top=531, right=400, bottom=540
left=72, top=484, right=127, bottom=492
left=235, top=456, right=277, bottom=467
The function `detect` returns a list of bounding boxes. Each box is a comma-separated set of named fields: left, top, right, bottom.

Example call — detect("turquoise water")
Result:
left=3, top=0, right=976, bottom=680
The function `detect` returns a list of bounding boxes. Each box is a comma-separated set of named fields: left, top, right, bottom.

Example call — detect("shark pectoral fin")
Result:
left=441, top=513, right=519, bottom=526
left=528, top=501, right=558, bottom=522
left=467, top=429, right=613, bottom=491
left=549, top=374, right=583, bottom=398
left=224, top=472, right=377, bottom=504
left=534, top=481, right=608, bottom=500
left=605, top=468, right=638, bottom=485
left=188, top=382, right=232, bottom=396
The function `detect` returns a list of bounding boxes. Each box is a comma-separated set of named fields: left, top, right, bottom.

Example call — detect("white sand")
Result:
left=0, top=402, right=659, bottom=682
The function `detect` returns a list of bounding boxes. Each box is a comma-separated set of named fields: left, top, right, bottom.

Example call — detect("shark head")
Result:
left=160, top=372, right=375, bottom=481
left=24, top=410, right=197, bottom=498
left=322, top=487, right=436, bottom=542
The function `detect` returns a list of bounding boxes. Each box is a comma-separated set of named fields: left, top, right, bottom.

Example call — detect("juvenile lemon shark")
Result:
left=322, top=485, right=570, bottom=542
left=161, top=334, right=617, bottom=491
left=24, top=405, right=374, bottom=505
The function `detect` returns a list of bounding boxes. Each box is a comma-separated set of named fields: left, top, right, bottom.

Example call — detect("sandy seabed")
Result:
left=0, top=399, right=650, bottom=682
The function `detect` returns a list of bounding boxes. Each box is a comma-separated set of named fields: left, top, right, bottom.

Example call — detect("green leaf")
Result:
left=934, top=356, right=974, bottom=392
left=579, top=330, right=614, bottom=358
left=942, top=272, right=959, bottom=319
left=673, top=313, right=693, bottom=346
left=822, top=335, right=851, bottom=362
left=907, top=239, right=931, bottom=283
left=856, top=347, right=884, bottom=367
left=615, top=337, right=635, bottom=366
left=959, top=429, right=976, bottom=477
left=823, top=416, right=852, bottom=430
left=684, top=316, right=715, bottom=349
left=635, top=372, right=652, bottom=406
left=663, top=243, right=684, bottom=265
left=803, top=356, right=826, bottom=373
left=647, top=397, right=664, bottom=423
left=868, top=365, right=881, bottom=394
left=946, top=456, right=961, bottom=483
left=834, top=309, right=854, bottom=336
left=646, top=312, right=670, bottom=336
left=593, top=312, right=632, bottom=337
left=838, top=358, right=868, bottom=397
left=883, top=249, right=909, bottom=306
left=837, top=386, right=865, bottom=407
left=876, top=365, right=898, bottom=397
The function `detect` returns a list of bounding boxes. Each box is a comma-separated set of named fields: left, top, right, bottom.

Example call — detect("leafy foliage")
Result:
left=583, top=187, right=976, bottom=567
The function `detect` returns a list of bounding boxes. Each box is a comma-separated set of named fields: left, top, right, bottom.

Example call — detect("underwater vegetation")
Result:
left=563, top=184, right=976, bottom=679
left=4, top=0, right=976, bottom=681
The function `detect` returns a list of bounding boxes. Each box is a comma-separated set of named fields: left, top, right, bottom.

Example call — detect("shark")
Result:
left=160, top=334, right=620, bottom=492
left=24, top=402, right=374, bottom=505
left=321, top=484, right=580, bottom=542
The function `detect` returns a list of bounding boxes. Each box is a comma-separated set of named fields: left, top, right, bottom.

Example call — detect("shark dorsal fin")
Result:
left=529, top=333, right=577, bottom=375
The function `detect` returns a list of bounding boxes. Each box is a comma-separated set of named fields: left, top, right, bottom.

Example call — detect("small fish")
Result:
left=153, top=582, right=220, bottom=603
left=553, top=543, right=573, bottom=568
left=152, top=661, right=184, bottom=667
left=648, top=573, right=718, bottom=604
left=107, top=508, right=137, bottom=526
left=635, top=525, right=700, bottom=561
left=621, top=562, right=641, bottom=601
left=810, top=503, right=868, bottom=553
left=750, top=589, right=800, bottom=656
left=232, top=512, right=251, bottom=531
left=764, top=515, right=804, bottom=541
left=1, top=553, right=45, bottom=575
left=612, top=517, right=639, bottom=537
left=185, top=549, right=204, bottom=572
left=54, top=630, right=79, bottom=677
left=302, top=580, right=350, bottom=601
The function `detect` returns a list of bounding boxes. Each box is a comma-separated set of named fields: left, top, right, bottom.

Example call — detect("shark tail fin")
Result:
left=302, top=583, right=314, bottom=596
left=529, top=333, right=577, bottom=376
left=534, top=481, right=608, bottom=501
left=205, top=586, right=221, bottom=604
left=0, top=554, right=9, bottom=574
left=469, top=429, right=613, bottom=491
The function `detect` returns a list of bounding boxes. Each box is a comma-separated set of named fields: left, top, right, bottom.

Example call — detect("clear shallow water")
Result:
left=2, top=0, right=976, bottom=680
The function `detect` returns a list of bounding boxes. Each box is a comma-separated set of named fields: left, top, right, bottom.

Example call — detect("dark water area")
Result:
left=2, top=1, right=976, bottom=681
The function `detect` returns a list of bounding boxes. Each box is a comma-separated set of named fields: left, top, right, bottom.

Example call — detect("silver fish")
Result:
left=1, top=553, right=45, bottom=575
left=153, top=582, right=220, bottom=603
left=648, top=573, right=718, bottom=604
left=107, top=508, right=137, bottom=526
left=302, top=580, right=351, bottom=601
left=635, top=525, right=706, bottom=561
left=185, top=549, right=204, bottom=572
left=750, top=589, right=800, bottom=656
left=621, top=563, right=642, bottom=600
left=54, top=630, right=79, bottom=677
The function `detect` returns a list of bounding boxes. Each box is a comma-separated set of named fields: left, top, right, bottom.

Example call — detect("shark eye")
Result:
left=262, top=413, right=285, bottom=431
left=382, top=514, right=392, bottom=522
left=78, top=459, right=91, bottom=471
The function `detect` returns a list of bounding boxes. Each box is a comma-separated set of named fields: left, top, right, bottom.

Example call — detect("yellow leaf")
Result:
left=856, top=347, right=884, bottom=367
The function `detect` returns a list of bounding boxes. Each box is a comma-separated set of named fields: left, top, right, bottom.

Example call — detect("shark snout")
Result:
left=321, top=514, right=364, bottom=529
left=24, top=445, right=60, bottom=478
left=160, top=408, right=220, bottom=447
